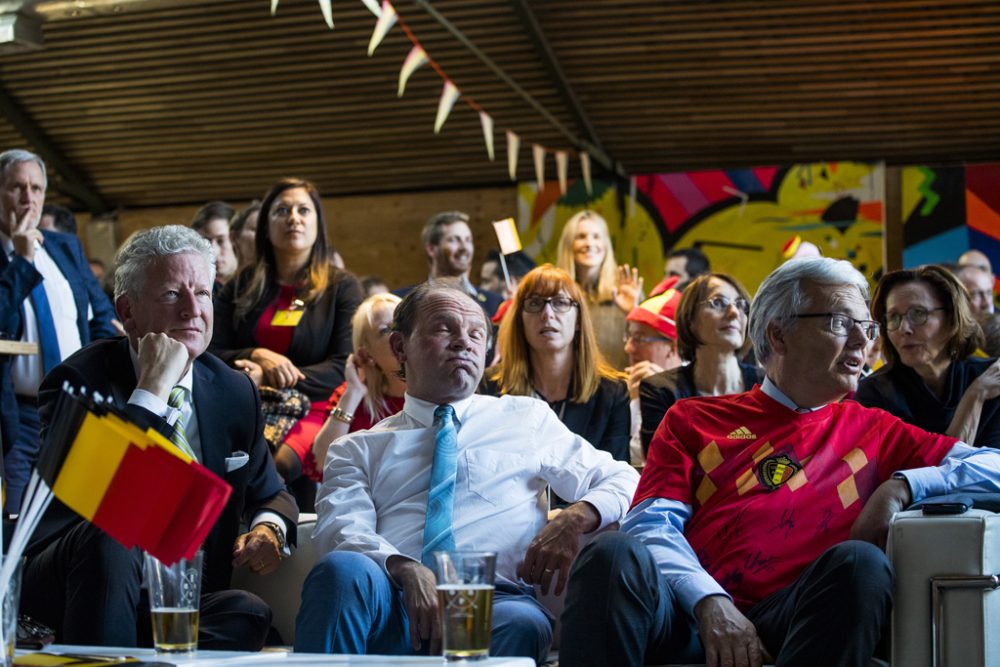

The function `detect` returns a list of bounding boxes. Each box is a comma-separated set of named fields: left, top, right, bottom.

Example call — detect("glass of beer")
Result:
left=433, top=551, right=496, bottom=661
left=145, top=551, right=202, bottom=653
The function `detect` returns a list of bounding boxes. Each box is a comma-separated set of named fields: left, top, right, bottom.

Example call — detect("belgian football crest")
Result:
left=755, top=452, right=802, bottom=491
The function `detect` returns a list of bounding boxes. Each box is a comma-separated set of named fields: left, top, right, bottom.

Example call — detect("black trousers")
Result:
left=21, top=520, right=272, bottom=650
left=560, top=532, right=893, bottom=667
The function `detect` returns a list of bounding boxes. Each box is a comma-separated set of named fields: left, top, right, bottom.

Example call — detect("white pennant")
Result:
left=533, top=144, right=546, bottom=190
left=398, top=46, right=428, bottom=97
left=318, top=0, right=333, bottom=28
left=479, top=112, right=495, bottom=161
left=628, top=175, right=637, bottom=219
left=507, top=131, right=520, bottom=181
left=361, top=0, right=382, bottom=17
left=434, top=81, right=460, bottom=134
left=556, top=151, right=568, bottom=194
left=368, top=1, right=397, bottom=56
left=580, top=151, right=592, bottom=195
left=271, top=0, right=279, bottom=15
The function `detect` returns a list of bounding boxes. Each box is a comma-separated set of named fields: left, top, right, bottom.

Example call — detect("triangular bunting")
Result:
left=556, top=151, right=568, bottom=194
left=434, top=80, right=460, bottom=134
left=368, top=1, right=397, bottom=56
left=270, top=0, right=279, bottom=15
left=398, top=45, right=428, bottom=97
left=318, top=0, right=333, bottom=28
left=480, top=112, right=495, bottom=161
left=580, top=151, right=592, bottom=195
left=533, top=144, right=546, bottom=190
left=507, top=131, right=520, bottom=181
left=361, top=0, right=382, bottom=17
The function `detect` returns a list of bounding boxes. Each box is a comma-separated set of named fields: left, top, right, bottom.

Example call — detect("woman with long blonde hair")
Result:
left=483, top=265, right=630, bottom=465
left=556, top=210, right=641, bottom=369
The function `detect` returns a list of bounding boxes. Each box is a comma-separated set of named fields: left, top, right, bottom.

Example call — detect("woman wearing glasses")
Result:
left=856, top=265, right=1000, bottom=446
left=482, top=264, right=631, bottom=466
left=638, top=273, right=760, bottom=455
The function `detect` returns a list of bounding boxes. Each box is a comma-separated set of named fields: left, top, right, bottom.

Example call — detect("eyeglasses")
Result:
left=885, top=306, right=949, bottom=332
left=794, top=312, right=880, bottom=340
left=623, top=332, right=671, bottom=345
left=701, top=295, right=750, bottom=315
left=523, top=296, right=578, bottom=314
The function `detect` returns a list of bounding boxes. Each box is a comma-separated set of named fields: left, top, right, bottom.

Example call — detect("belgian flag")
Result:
left=37, top=391, right=232, bottom=565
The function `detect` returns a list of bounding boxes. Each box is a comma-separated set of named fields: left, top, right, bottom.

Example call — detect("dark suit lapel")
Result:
left=108, top=338, right=138, bottom=406
left=192, top=358, right=225, bottom=477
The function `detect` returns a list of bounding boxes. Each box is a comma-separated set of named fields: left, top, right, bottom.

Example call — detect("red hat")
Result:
left=627, top=287, right=682, bottom=340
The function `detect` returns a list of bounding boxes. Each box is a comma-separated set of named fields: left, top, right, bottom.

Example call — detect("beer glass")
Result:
left=145, top=551, right=202, bottom=653
left=433, top=551, right=496, bottom=661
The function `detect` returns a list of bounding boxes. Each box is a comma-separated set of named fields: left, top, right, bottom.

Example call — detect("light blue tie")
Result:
left=30, top=280, right=60, bottom=375
left=421, top=404, right=458, bottom=566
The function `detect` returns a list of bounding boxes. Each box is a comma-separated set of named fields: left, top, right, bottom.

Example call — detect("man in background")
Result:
left=664, top=247, right=709, bottom=286
left=191, top=201, right=238, bottom=288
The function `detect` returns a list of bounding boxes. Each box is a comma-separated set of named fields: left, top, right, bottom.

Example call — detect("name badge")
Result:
left=271, top=310, right=304, bottom=327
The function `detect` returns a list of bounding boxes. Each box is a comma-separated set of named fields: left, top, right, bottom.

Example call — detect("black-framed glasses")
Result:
left=701, top=295, right=750, bottom=315
left=523, top=296, right=578, bottom=314
left=623, top=332, right=671, bottom=345
left=885, top=306, right=949, bottom=332
left=794, top=312, right=880, bottom=340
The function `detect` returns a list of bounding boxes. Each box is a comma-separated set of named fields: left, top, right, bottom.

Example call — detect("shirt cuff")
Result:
left=578, top=488, right=630, bottom=530
left=128, top=388, right=180, bottom=425
left=893, top=466, right=947, bottom=504
left=377, top=551, right=419, bottom=588
left=673, top=570, right=732, bottom=617
left=251, top=511, right=291, bottom=557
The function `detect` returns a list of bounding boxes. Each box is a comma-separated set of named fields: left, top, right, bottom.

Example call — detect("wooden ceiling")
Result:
left=0, top=0, right=997, bottom=212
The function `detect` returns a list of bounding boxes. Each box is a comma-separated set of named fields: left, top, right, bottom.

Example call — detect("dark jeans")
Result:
left=560, top=532, right=893, bottom=667
left=22, top=520, right=272, bottom=650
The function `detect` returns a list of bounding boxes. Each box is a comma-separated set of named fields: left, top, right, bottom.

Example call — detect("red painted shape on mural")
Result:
left=857, top=202, right=884, bottom=224
left=639, top=174, right=690, bottom=233
left=687, top=170, right=734, bottom=203
left=966, top=165, right=1000, bottom=217
left=753, top=167, right=779, bottom=191
left=966, top=190, right=1000, bottom=240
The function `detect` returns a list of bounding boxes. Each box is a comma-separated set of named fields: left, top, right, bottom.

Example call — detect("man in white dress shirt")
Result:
left=294, top=282, right=639, bottom=663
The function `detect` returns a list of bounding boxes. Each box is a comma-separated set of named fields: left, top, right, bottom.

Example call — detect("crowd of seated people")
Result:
left=5, top=144, right=1000, bottom=667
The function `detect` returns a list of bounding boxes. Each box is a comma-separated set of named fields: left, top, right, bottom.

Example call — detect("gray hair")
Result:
left=0, top=149, right=47, bottom=189
left=114, top=225, right=215, bottom=299
left=749, top=257, right=870, bottom=363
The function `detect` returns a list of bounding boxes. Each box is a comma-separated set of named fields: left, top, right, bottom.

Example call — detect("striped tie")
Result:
left=167, top=385, right=197, bottom=460
left=420, top=404, right=458, bottom=566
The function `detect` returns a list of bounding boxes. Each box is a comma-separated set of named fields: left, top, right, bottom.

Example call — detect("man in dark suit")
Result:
left=0, top=149, right=117, bottom=514
left=394, top=211, right=503, bottom=319
left=21, top=225, right=298, bottom=650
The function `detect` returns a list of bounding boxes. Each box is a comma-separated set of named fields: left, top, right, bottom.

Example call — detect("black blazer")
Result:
left=210, top=268, right=363, bottom=403
left=639, top=362, right=761, bottom=454
left=33, top=337, right=298, bottom=593
left=480, top=375, right=631, bottom=462
left=855, top=357, right=1000, bottom=447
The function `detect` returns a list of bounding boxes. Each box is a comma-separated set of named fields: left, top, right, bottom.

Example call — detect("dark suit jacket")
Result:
left=855, top=357, right=1000, bottom=447
left=33, top=337, right=298, bottom=593
left=210, top=269, right=363, bottom=403
left=639, top=362, right=761, bottom=454
left=480, top=375, right=631, bottom=462
left=0, top=230, right=117, bottom=461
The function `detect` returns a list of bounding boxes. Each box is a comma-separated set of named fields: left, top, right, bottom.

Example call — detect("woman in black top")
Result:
left=481, top=264, right=630, bottom=463
left=856, top=264, right=1000, bottom=446
left=639, top=272, right=760, bottom=453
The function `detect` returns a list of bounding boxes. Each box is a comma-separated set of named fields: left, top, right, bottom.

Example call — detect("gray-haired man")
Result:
left=22, top=225, right=297, bottom=650
left=561, top=257, right=1000, bottom=667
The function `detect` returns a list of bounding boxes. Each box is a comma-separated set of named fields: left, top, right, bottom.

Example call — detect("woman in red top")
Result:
left=311, top=293, right=407, bottom=478
left=211, top=178, right=363, bottom=482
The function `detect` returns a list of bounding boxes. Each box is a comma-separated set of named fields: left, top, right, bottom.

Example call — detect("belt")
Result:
left=15, top=394, right=38, bottom=407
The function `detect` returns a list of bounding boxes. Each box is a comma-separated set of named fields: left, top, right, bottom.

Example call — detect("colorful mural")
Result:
left=517, top=161, right=885, bottom=295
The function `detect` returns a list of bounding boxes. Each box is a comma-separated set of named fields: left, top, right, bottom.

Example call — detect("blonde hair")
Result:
left=556, top=210, right=618, bottom=303
left=490, top=264, right=624, bottom=402
left=350, top=292, right=402, bottom=420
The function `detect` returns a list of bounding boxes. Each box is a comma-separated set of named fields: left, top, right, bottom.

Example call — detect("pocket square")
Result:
left=225, top=451, right=249, bottom=472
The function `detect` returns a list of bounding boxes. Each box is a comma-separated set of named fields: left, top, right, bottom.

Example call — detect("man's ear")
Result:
left=115, top=294, right=135, bottom=336
left=389, top=331, right=406, bottom=366
left=355, top=347, right=374, bottom=367
left=766, top=320, right=787, bottom=355
left=424, top=243, right=437, bottom=267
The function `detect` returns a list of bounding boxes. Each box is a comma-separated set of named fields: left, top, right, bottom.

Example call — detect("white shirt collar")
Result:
left=760, top=375, right=827, bottom=413
left=402, top=392, right=474, bottom=429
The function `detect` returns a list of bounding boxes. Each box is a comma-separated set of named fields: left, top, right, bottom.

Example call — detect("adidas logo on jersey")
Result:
left=727, top=426, right=756, bottom=440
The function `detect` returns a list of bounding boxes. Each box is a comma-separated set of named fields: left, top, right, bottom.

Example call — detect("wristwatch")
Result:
left=257, top=521, right=286, bottom=554
left=330, top=406, right=354, bottom=423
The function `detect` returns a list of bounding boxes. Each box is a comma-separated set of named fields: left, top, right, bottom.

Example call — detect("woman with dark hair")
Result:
left=211, top=178, right=363, bottom=482
left=482, top=264, right=630, bottom=464
left=639, top=272, right=760, bottom=453
left=856, top=264, right=1000, bottom=445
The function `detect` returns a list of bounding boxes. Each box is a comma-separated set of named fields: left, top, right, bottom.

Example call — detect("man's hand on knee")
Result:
left=695, top=595, right=770, bottom=667
left=849, top=478, right=912, bottom=550
left=518, top=501, right=599, bottom=596
left=387, top=556, right=440, bottom=653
